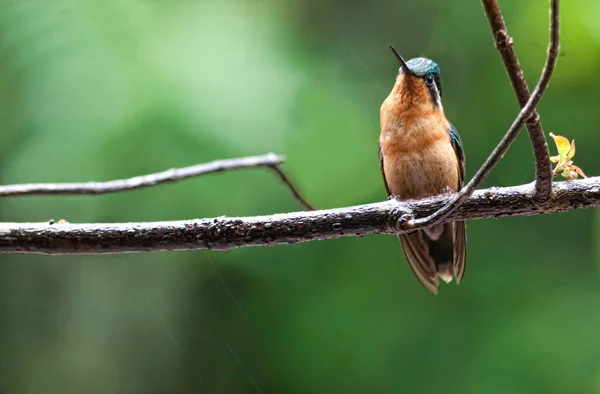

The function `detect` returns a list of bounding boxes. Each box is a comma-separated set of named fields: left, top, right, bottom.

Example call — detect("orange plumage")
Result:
left=380, top=73, right=460, bottom=199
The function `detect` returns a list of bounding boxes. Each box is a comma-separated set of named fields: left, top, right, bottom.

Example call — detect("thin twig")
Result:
left=0, top=153, right=315, bottom=211
left=411, top=0, right=560, bottom=229
left=482, top=0, right=556, bottom=199
left=1, top=177, right=599, bottom=255
left=268, top=165, right=315, bottom=210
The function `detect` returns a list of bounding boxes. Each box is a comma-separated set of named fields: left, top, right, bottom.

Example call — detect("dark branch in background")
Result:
left=268, top=166, right=315, bottom=210
left=0, top=153, right=315, bottom=211
left=1, top=178, right=599, bottom=255
left=482, top=0, right=556, bottom=199
left=409, top=0, right=559, bottom=230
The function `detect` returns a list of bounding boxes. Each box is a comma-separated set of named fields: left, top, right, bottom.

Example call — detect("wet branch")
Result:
left=0, top=153, right=315, bottom=211
left=0, top=0, right=584, bottom=257
left=482, top=0, right=555, bottom=200
left=410, top=0, right=559, bottom=229
left=0, top=177, right=599, bottom=255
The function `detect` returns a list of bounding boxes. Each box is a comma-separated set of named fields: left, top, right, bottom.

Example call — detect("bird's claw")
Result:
left=398, top=214, right=415, bottom=230
left=439, top=186, right=454, bottom=195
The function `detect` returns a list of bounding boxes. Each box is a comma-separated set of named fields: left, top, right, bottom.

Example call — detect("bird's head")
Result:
left=388, top=46, right=443, bottom=110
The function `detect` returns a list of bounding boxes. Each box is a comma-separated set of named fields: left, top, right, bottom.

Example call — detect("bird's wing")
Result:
left=448, top=123, right=467, bottom=284
left=378, top=142, right=391, bottom=197
left=448, top=124, right=465, bottom=187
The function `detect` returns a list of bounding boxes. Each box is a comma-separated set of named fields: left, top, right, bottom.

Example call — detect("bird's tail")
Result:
left=398, top=221, right=466, bottom=294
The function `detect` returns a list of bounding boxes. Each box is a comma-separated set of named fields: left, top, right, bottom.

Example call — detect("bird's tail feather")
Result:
left=399, top=221, right=466, bottom=294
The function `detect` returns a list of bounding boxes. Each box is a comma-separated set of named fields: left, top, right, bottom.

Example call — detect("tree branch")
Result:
left=0, top=153, right=315, bottom=211
left=410, top=0, right=559, bottom=229
left=1, top=177, right=598, bottom=255
left=0, top=0, right=577, bottom=258
left=482, top=0, right=556, bottom=199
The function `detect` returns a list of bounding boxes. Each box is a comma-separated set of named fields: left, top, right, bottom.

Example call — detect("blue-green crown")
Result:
left=400, top=57, right=440, bottom=76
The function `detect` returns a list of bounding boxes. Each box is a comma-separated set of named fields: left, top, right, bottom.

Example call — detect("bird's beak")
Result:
left=389, top=46, right=413, bottom=76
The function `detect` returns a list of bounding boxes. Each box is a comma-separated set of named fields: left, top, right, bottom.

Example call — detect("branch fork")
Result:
left=411, top=0, right=560, bottom=229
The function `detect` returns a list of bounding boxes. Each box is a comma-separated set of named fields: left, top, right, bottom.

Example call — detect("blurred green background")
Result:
left=1, top=0, right=600, bottom=392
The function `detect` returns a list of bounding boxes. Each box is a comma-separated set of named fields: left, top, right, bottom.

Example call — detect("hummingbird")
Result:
left=378, top=46, right=467, bottom=294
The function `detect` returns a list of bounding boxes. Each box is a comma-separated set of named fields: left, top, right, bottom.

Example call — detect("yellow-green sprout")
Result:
left=549, top=132, right=587, bottom=180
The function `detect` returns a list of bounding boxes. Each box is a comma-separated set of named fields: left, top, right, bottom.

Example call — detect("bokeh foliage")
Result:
left=1, top=0, right=600, bottom=393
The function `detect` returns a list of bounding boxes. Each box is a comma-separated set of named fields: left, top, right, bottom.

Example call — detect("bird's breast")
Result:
left=380, top=122, right=459, bottom=199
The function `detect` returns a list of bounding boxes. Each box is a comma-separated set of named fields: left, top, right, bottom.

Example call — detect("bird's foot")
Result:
left=398, top=214, right=415, bottom=230
left=388, top=194, right=402, bottom=201
left=439, top=186, right=454, bottom=195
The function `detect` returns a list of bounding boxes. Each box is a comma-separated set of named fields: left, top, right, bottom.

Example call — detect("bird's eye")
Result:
left=425, top=74, right=435, bottom=86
